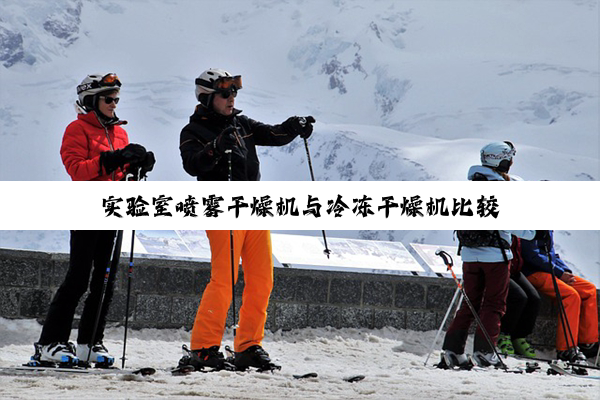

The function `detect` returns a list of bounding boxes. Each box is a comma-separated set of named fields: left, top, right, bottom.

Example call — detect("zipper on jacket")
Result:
left=96, top=112, right=117, bottom=181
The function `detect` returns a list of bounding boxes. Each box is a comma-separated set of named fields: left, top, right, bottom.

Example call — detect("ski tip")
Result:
left=133, top=367, right=156, bottom=376
left=343, top=374, right=365, bottom=383
left=171, top=365, right=195, bottom=375
left=293, top=372, right=318, bottom=379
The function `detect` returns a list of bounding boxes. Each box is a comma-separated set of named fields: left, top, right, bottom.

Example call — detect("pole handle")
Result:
left=435, top=249, right=453, bottom=269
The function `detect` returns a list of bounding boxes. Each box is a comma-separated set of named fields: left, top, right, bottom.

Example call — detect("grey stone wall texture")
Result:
left=1, top=248, right=598, bottom=349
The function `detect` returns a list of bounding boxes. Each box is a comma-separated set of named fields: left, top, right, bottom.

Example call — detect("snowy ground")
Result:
left=0, top=318, right=597, bottom=399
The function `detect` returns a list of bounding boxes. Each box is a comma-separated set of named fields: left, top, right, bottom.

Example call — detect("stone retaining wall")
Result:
left=1, top=248, right=598, bottom=348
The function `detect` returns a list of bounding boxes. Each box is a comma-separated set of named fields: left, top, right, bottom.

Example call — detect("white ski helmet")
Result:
left=194, top=68, right=242, bottom=106
left=480, top=141, right=516, bottom=172
left=76, top=73, right=121, bottom=111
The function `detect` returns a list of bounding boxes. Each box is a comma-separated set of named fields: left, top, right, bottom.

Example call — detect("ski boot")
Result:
left=496, top=333, right=514, bottom=355
left=578, top=342, right=599, bottom=359
left=183, top=345, right=234, bottom=372
left=27, top=342, right=78, bottom=368
left=557, top=347, right=589, bottom=376
left=76, top=342, right=115, bottom=368
left=554, top=349, right=589, bottom=376
left=473, top=351, right=502, bottom=368
left=512, top=338, right=536, bottom=358
left=557, top=347, right=587, bottom=365
left=234, top=345, right=281, bottom=372
left=436, top=350, right=473, bottom=370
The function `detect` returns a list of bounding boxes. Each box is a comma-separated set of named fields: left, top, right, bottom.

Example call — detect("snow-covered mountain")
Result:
left=0, top=1, right=598, bottom=284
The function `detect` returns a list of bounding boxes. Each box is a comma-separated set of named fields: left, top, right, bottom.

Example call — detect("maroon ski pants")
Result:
left=442, top=261, right=511, bottom=354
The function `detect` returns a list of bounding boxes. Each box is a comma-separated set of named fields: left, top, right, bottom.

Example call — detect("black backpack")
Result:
left=455, top=230, right=510, bottom=263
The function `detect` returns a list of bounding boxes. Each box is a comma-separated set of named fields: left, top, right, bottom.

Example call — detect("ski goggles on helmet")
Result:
left=77, top=73, right=122, bottom=95
left=482, top=141, right=516, bottom=162
left=195, top=75, right=242, bottom=92
left=503, top=141, right=516, bottom=158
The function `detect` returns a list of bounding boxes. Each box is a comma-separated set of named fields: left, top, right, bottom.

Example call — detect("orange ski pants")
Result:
left=191, top=230, right=274, bottom=353
left=527, top=272, right=598, bottom=351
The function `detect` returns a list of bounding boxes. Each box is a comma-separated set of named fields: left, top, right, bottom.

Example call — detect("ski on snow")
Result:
left=546, top=363, right=600, bottom=380
left=505, top=353, right=600, bottom=379
left=0, top=365, right=156, bottom=376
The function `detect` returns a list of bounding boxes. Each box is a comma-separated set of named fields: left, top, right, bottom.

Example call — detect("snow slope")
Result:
left=0, top=0, right=597, bottom=182
left=0, top=318, right=598, bottom=400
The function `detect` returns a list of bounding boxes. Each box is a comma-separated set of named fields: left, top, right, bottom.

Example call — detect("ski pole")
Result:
left=302, top=138, right=316, bottom=182
left=229, top=230, right=238, bottom=339
left=225, top=149, right=233, bottom=182
left=319, top=230, right=332, bottom=259
left=121, top=230, right=135, bottom=369
left=424, top=285, right=462, bottom=366
left=435, top=249, right=509, bottom=370
left=87, top=230, right=123, bottom=365
left=545, top=241, right=577, bottom=353
left=299, top=117, right=315, bottom=182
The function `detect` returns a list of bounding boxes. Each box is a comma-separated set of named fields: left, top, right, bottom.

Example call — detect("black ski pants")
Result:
left=38, top=230, right=119, bottom=345
left=500, top=271, right=541, bottom=338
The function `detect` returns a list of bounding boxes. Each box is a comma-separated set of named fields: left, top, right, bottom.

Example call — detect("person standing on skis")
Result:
left=521, top=230, right=599, bottom=364
left=180, top=230, right=278, bottom=370
left=437, top=141, right=545, bottom=369
left=180, top=69, right=314, bottom=181
left=31, top=73, right=155, bottom=367
left=63, top=73, right=155, bottom=183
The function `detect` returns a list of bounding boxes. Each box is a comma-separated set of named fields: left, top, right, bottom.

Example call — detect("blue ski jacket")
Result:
left=520, top=231, right=571, bottom=278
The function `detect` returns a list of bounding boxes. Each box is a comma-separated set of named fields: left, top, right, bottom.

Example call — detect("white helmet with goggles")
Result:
left=480, top=141, right=516, bottom=173
left=195, top=68, right=242, bottom=106
left=76, top=73, right=121, bottom=111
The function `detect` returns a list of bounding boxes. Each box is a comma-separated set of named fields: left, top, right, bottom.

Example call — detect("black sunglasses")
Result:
left=100, top=96, right=120, bottom=104
left=218, top=87, right=238, bottom=99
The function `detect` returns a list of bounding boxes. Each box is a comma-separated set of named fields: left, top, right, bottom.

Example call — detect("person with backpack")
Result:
left=496, top=236, right=541, bottom=358
left=62, top=73, right=155, bottom=182
left=468, top=141, right=521, bottom=182
left=35, top=232, right=127, bottom=368
left=186, top=230, right=279, bottom=372
left=521, top=231, right=599, bottom=363
left=438, top=230, right=541, bottom=369
left=179, top=68, right=314, bottom=181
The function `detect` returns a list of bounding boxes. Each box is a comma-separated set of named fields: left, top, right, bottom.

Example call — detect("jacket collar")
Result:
left=191, top=104, right=242, bottom=124
left=77, top=111, right=126, bottom=129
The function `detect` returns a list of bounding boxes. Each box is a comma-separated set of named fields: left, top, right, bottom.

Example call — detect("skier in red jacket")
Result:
left=60, top=73, right=154, bottom=181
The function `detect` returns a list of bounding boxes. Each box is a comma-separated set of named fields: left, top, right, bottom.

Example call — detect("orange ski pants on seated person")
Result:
left=527, top=272, right=598, bottom=351
left=191, top=230, right=274, bottom=353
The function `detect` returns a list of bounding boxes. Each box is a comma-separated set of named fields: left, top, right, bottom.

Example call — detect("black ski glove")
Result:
left=126, top=151, right=156, bottom=181
left=282, top=116, right=315, bottom=139
left=100, top=143, right=147, bottom=174
left=131, top=151, right=156, bottom=178
left=141, top=151, right=156, bottom=173
left=213, top=126, right=238, bottom=155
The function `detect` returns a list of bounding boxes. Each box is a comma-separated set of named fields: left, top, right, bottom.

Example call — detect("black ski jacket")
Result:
left=179, top=105, right=298, bottom=181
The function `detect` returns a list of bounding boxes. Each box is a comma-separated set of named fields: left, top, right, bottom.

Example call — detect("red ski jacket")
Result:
left=60, top=112, right=129, bottom=181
